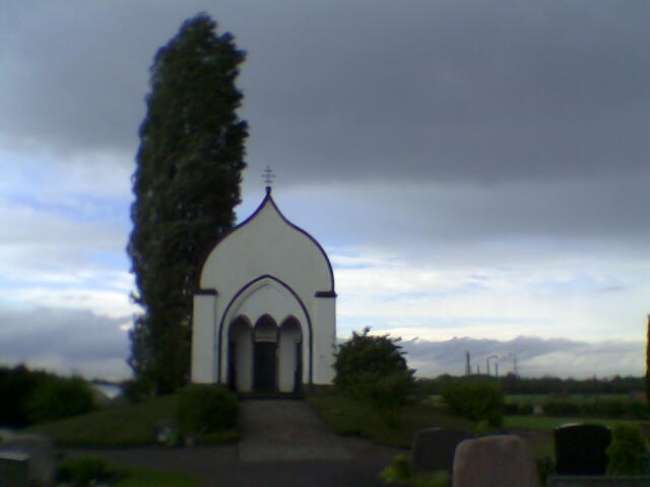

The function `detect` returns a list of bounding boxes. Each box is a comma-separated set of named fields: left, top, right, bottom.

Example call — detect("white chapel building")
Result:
left=191, top=185, right=337, bottom=393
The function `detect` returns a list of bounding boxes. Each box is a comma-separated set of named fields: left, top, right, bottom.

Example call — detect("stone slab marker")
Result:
left=411, top=428, right=473, bottom=476
left=453, top=435, right=539, bottom=487
left=0, top=434, right=55, bottom=487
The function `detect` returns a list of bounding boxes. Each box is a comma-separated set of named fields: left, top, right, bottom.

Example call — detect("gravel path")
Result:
left=63, top=399, right=402, bottom=487
left=238, top=398, right=352, bottom=461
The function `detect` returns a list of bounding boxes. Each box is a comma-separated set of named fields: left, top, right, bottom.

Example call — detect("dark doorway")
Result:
left=254, top=342, right=277, bottom=392
left=228, top=341, right=236, bottom=391
left=293, top=341, right=303, bottom=393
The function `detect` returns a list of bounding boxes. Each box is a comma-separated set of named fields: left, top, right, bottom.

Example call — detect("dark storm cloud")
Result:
left=2, top=1, right=647, bottom=186
left=241, top=1, right=650, bottom=184
left=278, top=173, right=650, bottom=253
left=0, top=1, right=177, bottom=156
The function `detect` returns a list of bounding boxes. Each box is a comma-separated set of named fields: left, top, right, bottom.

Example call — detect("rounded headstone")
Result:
left=453, top=435, right=539, bottom=487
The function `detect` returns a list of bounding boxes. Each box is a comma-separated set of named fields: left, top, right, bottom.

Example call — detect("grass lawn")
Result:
left=308, top=393, right=476, bottom=449
left=26, top=394, right=238, bottom=448
left=112, top=465, right=200, bottom=487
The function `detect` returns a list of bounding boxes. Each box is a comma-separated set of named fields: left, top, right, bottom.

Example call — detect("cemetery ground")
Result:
left=7, top=387, right=650, bottom=485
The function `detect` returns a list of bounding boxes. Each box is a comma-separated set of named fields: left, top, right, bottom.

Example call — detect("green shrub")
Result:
left=504, top=401, right=534, bottom=415
left=413, top=471, right=449, bottom=487
left=27, top=377, right=96, bottom=424
left=381, top=455, right=450, bottom=487
left=594, top=398, right=648, bottom=419
left=56, top=456, right=108, bottom=487
left=380, top=453, right=411, bottom=483
left=441, top=378, right=504, bottom=427
left=606, top=423, right=647, bottom=475
left=174, top=385, right=238, bottom=438
left=334, top=328, right=415, bottom=410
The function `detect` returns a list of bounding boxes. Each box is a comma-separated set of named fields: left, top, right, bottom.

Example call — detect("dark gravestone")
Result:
left=554, top=424, right=611, bottom=475
left=411, top=428, right=473, bottom=475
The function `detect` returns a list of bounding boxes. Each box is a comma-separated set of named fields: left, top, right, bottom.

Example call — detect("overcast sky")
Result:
left=0, top=1, right=648, bottom=380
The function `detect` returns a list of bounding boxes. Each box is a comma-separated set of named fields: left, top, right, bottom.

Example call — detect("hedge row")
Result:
left=543, top=398, right=648, bottom=419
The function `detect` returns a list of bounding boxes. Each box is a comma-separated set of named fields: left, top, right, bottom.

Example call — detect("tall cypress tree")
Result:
left=127, top=13, right=247, bottom=393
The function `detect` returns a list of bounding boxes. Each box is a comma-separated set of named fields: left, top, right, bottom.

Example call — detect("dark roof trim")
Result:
left=315, top=290, right=337, bottom=298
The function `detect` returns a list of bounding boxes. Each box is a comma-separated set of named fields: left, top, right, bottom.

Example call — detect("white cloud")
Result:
left=331, top=247, right=650, bottom=342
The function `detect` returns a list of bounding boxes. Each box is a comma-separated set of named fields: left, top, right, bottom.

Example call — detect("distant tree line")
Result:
left=416, top=373, right=645, bottom=396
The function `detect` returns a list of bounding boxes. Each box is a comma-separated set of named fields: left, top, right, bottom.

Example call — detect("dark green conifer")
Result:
left=127, top=13, right=247, bottom=393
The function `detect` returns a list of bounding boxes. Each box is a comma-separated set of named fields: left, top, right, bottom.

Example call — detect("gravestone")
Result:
left=453, top=435, right=539, bottom=487
left=0, top=434, right=55, bottom=486
left=411, top=428, right=473, bottom=475
left=554, top=424, right=611, bottom=475
left=0, top=451, right=29, bottom=487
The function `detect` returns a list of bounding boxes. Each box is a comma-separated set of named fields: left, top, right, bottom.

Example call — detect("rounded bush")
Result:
left=174, top=385, right=238, bottom=437
left=334, top=328, right=415, bottom=408
left=27, top=377, right=96, bottom=424
left=441, top=378, right=504, bottom=427
left=606, top=423, right=647, bottom=475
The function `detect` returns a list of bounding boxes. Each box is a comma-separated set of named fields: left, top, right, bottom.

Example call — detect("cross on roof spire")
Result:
left=262, top=165, right=275, bottom=193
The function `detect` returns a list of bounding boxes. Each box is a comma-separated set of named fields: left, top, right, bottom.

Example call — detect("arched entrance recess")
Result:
left=228, top=314, right=304, bottom=393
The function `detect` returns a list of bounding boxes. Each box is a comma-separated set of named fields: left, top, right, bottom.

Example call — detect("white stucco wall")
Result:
left=312, top=296, right=336, bottom=384
left=191, top=191, right=336, bottom=389
left=191, top=293, right=217, bottom=383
